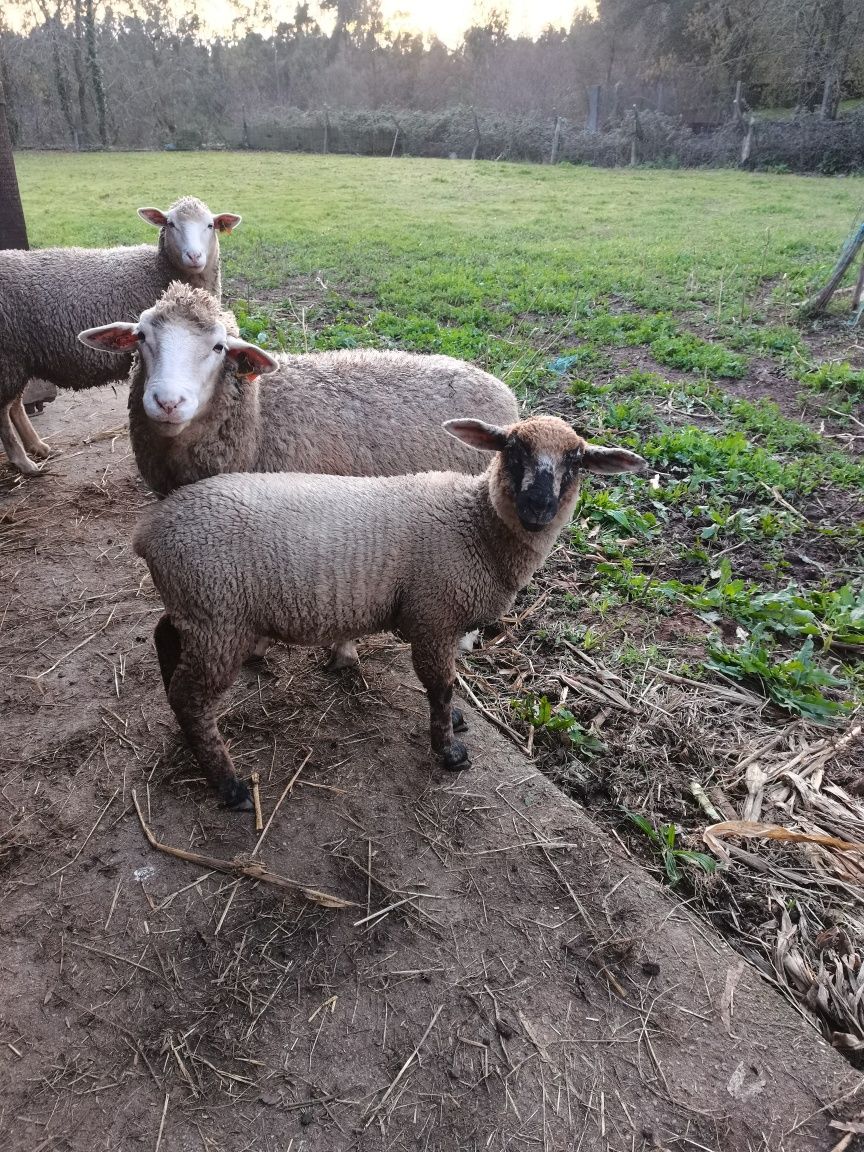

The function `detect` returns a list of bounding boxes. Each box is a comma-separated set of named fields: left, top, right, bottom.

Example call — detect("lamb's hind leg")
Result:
left=328, top=640, right=359, bottom=670
left=165, top=642, right=251, bottom=811
left=0, top=399, right=41, bottom=475
left=10, top=395, right=50, bottom=459
left=154, top=613, right=182, bottom=693
left=411, top=637, right=470, bottom=770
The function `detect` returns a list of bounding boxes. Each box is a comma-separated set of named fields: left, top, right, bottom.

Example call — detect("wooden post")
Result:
left=322, top=108, right=330, bottom=154
left=471, top=108, right=481, bottom=161
left=389, top=119, right=400, bottom=158
left=732, top=80, right=744, bottom=125
left=629, top=106, right=641, bottom=167
left=0, top=78, right=28, bottom=250
left=852, top=257, right=864, bottom=313
left=609, top=81, right=622, bottom=123
left=740, top=114, right=755, bottom=168
left=586, top=86, right=601, bottom=133
left=549, top=115, right=562, bottom=164
left=799, top=221, right=864, bottom=319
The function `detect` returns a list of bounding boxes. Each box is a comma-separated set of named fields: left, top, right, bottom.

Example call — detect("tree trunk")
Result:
left=73, top=0, right=91, bottom=145
left=0, top=77, right=28, bottom=250
left=819, top=0, right=847, bottom=121
left=84, top=0, right=108, bottom=146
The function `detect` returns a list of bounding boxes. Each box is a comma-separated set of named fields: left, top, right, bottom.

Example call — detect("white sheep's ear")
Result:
left=138, top=207, right=168, bottom=228
left=213, top=212, right=242, bottom=233
left=443, top=419, right=509, bottom=452
left=581, top=445, right=647, bottom=475
left=225, top=337, right=279, bottom=380
left=78, top=322, right=140, bottom=353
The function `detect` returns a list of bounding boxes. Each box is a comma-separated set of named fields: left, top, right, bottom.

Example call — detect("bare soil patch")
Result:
left=0, top=393, right=859, bottom=1150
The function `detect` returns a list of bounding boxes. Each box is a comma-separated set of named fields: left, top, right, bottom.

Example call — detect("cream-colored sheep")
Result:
left=81, top=282, right=520, bottom=669
left=0, top=198, right=240, bottom=475
left=133, top=415, right=646, bottom=810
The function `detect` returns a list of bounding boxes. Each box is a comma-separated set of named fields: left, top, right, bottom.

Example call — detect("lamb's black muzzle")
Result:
left=517, top=471, right=559, bottom=532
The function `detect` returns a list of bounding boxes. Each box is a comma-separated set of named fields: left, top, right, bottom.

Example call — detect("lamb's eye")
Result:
left=167, top=220, right=176, bottom=229
left=138, top=331, right=146, bottom=343
left=207, top=223, right=214, bottom=230
left=213, top=343, right=225, bottom=353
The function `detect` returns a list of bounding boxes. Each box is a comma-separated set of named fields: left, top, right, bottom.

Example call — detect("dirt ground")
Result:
left=0, top=391, right=860, bottom=1151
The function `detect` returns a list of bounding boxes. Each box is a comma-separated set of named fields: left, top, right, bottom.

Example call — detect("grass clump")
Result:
left=512, top=695, right=605, bottom=756
left=798, top=361, right=864, bottom=399
left=623, top=810, right=717, bottom=886
left=706, top=635, right=850, bottom=722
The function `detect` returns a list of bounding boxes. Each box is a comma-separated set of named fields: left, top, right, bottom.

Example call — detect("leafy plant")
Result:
left=798, top=361, right=864, bottom=398
left=512, top=695, right=605, bottom=756
left=706, top=634, right=850, bottom=722
left=623, top=810, right=717, bottom=886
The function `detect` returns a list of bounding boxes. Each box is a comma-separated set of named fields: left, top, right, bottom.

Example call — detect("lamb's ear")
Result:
left=78, top=323, right=140, bottom=352
left=581, top=445, right=647, bottom=475
left=138, top=207, right=168, bottom=228
left=443, top=419, right=509, bottom=452
left=225, top=338, right=279, bottom=380
left=213, top=213, right=242, bottom=233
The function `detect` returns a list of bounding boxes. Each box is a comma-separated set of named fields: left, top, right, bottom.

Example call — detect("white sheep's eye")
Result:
left=213, top=343, right=225, bottom=353
left=138, top=331, right=146, bottom=342
left=207, top=223, right=214, bottom=230
left=167, top=220, right=176, bottom=229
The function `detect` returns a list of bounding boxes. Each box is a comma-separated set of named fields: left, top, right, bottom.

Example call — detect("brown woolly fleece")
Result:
left=133, top=415, right=646, bottom=809
left=0, top=197, right=223, bottom=474
left=127, top=286, right=519, bottom=495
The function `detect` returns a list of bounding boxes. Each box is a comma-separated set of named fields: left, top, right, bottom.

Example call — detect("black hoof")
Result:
left=451, top=707, right=468, bottom=733
left=221, top=779, right=254, bottom=811
left=441, top=740, right=471, bottom=771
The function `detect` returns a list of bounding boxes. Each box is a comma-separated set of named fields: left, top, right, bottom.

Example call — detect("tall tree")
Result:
left=0, top=76, right=28, bottom=249
left=84, top=0, right=108, bottom=144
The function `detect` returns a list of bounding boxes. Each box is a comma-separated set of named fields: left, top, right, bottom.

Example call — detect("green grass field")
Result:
left=16, top=150, right=864, bottom=718
left=14, top=152, right=864, bottom=1040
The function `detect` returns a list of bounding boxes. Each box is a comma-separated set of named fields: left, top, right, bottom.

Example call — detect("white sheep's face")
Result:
left=77, top=313, right=279, bottom=437
left=138, top=202, right=242, bottom=275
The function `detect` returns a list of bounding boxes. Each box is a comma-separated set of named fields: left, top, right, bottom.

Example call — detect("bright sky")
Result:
left=381, top=2, right=580, bottom=46
left=9, top=0, right=584, bottom=45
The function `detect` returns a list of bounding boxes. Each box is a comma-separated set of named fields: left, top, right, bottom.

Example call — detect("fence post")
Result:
left=549, top=115, right=562, bottom=164
left=609, top=81, right=621, bottom=124
left=390, top=118, right=400, bottom=158
left=739, top=113, right=755, bottom=168
left=586, top=86, right=601, bottom=133
left=732, top=80, right=744, bottom=125
left=629, top=106, right=641, bottom=167
left=322, top=108, right=330, bottom=155
left=471, top=108, right=481, bottom=160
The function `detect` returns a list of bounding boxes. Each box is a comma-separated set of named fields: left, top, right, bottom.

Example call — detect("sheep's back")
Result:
left=0, top=246, right=171, bottom=388
left=256, top=349, right=518, bottom=477
left=136, top=470, right=483, bottom=643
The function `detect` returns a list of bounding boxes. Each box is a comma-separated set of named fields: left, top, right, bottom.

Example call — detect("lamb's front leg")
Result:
left=411, top=638, right=470, bottom=770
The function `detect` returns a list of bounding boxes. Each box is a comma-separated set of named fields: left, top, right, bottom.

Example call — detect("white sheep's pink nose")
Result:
left=154, top=393, right=182, bottom=415
left=185, top=250, right=204, bottom=264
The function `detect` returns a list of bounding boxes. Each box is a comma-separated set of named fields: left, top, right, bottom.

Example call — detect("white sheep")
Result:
left=133, top=415, right=646, bottom=810
left=80, top=282, right=519, bottom=668
left=0, top=197, right=240, bottom=475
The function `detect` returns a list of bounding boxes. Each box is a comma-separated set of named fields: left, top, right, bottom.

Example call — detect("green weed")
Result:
left=512, top=695, right=605, bottom=756
left=623, top=810, right=717, bottom=886
left=706, top=634, right=850, bottom=722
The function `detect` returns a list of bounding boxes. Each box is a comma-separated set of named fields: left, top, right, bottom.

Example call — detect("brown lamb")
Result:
left=133, top=414, right=646, bottom=810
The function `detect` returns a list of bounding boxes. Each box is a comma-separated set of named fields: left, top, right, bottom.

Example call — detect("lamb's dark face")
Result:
left=503, top=433, right=584, bottom=533
left=443, top=414, right=648, bottom=539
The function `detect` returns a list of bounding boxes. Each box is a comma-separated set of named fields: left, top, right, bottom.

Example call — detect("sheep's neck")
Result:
left=474, top=474, right=560, bottom=594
